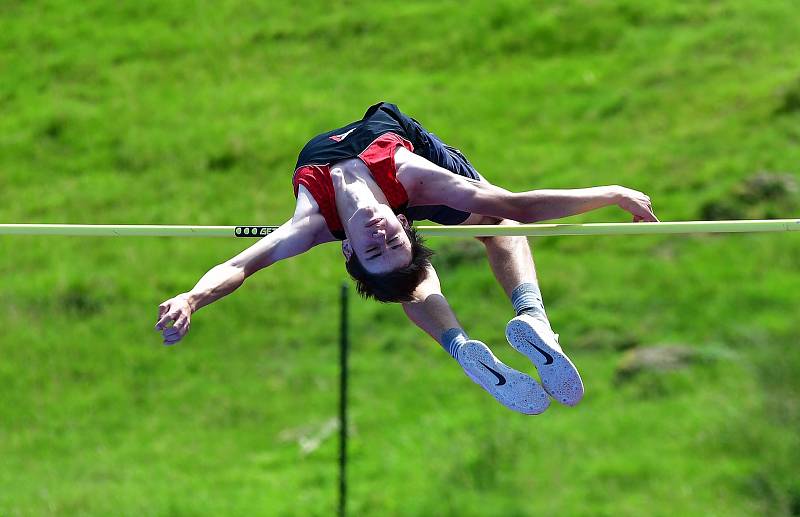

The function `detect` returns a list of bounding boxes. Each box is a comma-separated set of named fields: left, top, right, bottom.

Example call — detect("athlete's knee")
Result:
left=470, top=215, right=501, bottom=244
left=474, top=217, right=520, bottom=244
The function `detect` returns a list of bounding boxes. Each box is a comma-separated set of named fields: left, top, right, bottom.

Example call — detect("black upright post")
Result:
left=338, top=282, right=349, bottom=517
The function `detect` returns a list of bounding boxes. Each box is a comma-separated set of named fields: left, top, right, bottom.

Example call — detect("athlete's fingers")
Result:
left=171, top=312, right=186, bottom=329
left=162, top=315, right=190, bottom=340
left=155, top=312, right=168, bottom=330
left=155, top=310, right=179, bottom=330
left=155, top=304, right=169, bottom=329
left=155, top=317, right=172, bottom=331
left=174, top=317, right=190, bottom=336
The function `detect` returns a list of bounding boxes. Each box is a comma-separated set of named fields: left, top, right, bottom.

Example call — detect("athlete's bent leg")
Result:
left=466, top=215, right=585, bottom=406
left=401, top=265, right=549, bottom=415
left=471, top=216, right=542, bottom=304
left=401, top=265, right=462, bottom=347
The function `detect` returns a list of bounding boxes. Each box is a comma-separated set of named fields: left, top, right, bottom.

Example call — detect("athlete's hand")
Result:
left=154, top=293, right=194, bottom=345
left=614, top=186, right=659, bottom=222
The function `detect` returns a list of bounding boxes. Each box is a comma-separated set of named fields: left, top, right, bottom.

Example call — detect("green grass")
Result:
left=1, top=0, right=800, bottom=515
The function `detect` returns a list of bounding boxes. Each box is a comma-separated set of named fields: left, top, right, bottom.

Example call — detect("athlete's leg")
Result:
left=401, top=264, right=550, bottom=415
left=476, top=218, right=539, bottom=297
left=402, top=265, right=462, bottom=346
left=460, top=213, right=546, bottom=317
left=461, top=213, right=584, bottom=406
left=394, top=127, right=579, bottom=405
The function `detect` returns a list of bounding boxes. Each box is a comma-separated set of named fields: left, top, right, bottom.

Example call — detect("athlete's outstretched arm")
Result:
left=155, top=186, right=335, bottom=345
left=395, top=148, right=658, bottom=223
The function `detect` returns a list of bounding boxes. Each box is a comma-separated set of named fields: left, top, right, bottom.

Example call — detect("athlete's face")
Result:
left=342, top=206, right=413, bottom=274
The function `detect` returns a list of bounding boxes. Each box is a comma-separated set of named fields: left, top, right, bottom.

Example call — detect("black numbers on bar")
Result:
left=234, top=226, right=276, bottom=237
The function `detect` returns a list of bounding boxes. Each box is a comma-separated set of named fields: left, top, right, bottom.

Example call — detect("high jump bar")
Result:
left=0, top=219, right=798, bottom=238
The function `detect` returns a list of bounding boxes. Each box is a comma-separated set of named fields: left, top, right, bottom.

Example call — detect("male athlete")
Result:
left=155, top=102, right=658, bottom=415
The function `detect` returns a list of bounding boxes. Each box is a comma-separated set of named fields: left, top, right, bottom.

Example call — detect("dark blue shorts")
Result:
left=404, top=121, right=482, bottom=226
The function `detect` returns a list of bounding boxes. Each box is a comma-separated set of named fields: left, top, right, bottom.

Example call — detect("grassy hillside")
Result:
left=1, top=1, right=799, bottom=515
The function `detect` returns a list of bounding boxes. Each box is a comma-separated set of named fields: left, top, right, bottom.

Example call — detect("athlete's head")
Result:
left=342, top=208, right=434, bottom=303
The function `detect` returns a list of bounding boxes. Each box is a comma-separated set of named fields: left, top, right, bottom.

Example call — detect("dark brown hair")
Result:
left=345, top=225, right=434, bottom=303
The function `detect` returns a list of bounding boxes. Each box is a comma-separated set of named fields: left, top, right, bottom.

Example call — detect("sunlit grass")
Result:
left=1, top=0, right=799, bottom=514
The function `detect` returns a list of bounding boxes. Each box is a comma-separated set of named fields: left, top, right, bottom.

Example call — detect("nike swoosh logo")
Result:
left=478, top=361, right=506, bottom=386
left=525, top=339, right=554, bottom=365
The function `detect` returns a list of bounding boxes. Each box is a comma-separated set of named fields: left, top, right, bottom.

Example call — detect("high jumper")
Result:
left=154, top=101, right=659, bottom=414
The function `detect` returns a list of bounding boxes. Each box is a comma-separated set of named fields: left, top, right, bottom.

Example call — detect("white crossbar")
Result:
left=0, top=220, right=798, bottom=238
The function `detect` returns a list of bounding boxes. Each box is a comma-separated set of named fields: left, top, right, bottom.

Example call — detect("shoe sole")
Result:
left=506, top=317, right=584, bottom=406
left=458, top=340, right=550, bottom=415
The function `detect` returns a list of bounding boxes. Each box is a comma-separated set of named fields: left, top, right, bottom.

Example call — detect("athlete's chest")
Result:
left=329, top=157, right=391, bottom=206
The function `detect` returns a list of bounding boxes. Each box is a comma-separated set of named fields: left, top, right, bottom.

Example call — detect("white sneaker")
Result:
left=456, top=339, right=550, bottom=415
left=505, top=314, right=584, bottom=406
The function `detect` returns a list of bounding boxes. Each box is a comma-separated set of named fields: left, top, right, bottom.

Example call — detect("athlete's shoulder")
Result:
left=295, top=184, right=322, bottom=213
left=294, top=184, right=337, bottom=243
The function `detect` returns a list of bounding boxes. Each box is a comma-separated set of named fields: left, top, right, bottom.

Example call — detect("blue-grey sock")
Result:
left=441, top=328, right=467, bottom=360
left=511, top=282, right=547, bottom=319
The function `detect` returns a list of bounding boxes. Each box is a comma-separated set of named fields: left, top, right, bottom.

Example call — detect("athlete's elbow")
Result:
left=230, top=255, right=272, bottom=280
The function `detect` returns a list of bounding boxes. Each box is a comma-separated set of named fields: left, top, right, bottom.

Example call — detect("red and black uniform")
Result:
left=293, top=101, right=481, bottom=240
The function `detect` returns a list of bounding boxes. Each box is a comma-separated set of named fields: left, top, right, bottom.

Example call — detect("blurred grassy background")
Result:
left=1, top=0, right=799, bottom=515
